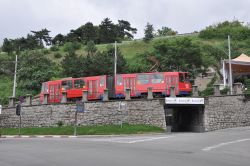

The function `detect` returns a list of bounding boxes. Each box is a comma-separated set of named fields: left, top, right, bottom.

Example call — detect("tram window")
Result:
left=74, top=79, right=85, bottom=89
left=100, top=76, right=105, bottom=87
left=179, top=74, right=185, bottom=82
left=185, top=73, right=190, bottom=82
left=41, top=83, right=48, bottom=93
left=137, top=74, right=149, bottom=84
left=62, top=80, right=73, bottom=90
left=116, top=75, right=122, bottom=85
left=152, top=74, right=164, bottom=84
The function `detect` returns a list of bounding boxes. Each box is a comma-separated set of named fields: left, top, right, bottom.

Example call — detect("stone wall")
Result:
left=2, top=96, right=250, bottom=132
left=0, top=99, right=166, bottom=129
left=204, top=95, right=250, bottom=131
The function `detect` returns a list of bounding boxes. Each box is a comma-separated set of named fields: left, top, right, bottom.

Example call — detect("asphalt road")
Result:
left=1, top=127, right=250, bottom=166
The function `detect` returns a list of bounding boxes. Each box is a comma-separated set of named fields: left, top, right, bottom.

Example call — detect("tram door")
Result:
left=171, top=75, right=179, bottom=95
left=49, top=83, right=60, bottom=103
left=124, top=77, right=136, bottom=96
left=88, top=80, right=98, bottom=99
left=165, top=75, right=179, bottom=95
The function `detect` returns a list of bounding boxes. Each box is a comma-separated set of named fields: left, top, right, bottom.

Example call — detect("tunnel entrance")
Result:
left=164, top=98, right=205, bottom=132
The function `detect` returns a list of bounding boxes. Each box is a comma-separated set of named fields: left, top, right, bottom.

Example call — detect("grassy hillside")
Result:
left=0, top=75, right=12, bottom=104
left=46, top=34, right=250, bottom=64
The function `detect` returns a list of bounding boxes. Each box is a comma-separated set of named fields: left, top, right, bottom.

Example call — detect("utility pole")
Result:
left=114, top=41, right=117, bottom=78
left=228, top=35, right=233, bottom=95
left=12, top=54, right=18, bottom=97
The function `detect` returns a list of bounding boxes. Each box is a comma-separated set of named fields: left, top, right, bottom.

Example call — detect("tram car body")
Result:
left=40, top=72, right=191, bottom=103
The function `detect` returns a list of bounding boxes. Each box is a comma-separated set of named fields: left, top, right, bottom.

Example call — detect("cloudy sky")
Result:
left=0, top=0, right=249, bottom=44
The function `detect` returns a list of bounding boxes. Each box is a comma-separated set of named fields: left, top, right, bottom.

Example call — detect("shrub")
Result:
left=220, top=86, right=229, bottom=95
left=54, top=52, right=62, bottom=59
left=57, top=121, right=64, bottom=127
left=244, top=79, right=250, bottom=99
left=200, top=76, right=217, bottom=96
left=50, top=46, right=59, bottom=51
left=43, top=49, right=50, bottom=54
left=63, top=42, right=81, bottom=53
left=199, top=20, right=250, bottom=40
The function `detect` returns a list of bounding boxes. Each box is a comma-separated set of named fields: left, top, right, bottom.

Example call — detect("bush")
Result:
left=54, top=52, right=62, bottom=59
left=57, top=121, right=64, bottom=127
left=63, top=42, right=81, bottom=53
left=50, top=46, right=59, bottom=51
left=42, top=49, right=50, bottom=54
left=199, top=20, right=250, bottom=40
left=200, top=76, right=217, bottom=96
left=220, top=86, right=229, bottom=95
left=244, top=79, right=250, bottom=99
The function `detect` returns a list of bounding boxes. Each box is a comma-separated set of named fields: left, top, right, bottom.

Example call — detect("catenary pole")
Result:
left=12, top=54, right=17, bottom=97
left=114, top=41, right=117, bottom=78
left=228, top=35, right=233, bottom=95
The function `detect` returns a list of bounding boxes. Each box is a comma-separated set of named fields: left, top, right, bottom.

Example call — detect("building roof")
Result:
left=224, top=53, right=250, bottom=73
left=232, top=53, right=250, bottom=63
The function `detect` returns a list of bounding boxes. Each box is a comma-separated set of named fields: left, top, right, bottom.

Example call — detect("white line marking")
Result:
left=36, top=136, right=45, bottom=138
left=202, top=138, right=250, bottom=151
left=127, top=136, right=174, bottom=143
left=5, top=136, right=15, bottom=138
left=53, top=136, right=61, bottom=138
left=21, top=136, right=29, bottom=138
left=68, top=136, right=77, bottom=138
left=107, top=136, right=174, bottom=144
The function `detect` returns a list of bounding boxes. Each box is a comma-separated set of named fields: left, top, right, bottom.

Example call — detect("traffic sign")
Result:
left=76, top=101, right=85, bottom=113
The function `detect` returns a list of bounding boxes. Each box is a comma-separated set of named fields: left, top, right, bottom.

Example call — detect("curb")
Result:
left=0, top=135, right=78, bottom=139
left=0, top=133, right=167, bottom=139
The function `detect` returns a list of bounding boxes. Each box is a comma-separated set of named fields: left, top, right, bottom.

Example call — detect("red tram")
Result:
left=40, top=72, right=191, bottom=103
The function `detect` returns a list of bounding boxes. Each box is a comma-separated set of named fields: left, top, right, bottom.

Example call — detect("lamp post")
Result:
left=228, top=35, right=233, bottom=95
left=114, top=41, right=117, bottom=78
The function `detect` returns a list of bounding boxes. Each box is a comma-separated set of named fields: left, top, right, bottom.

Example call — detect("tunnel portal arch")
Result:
left=164, top=97, right=205, bottom=132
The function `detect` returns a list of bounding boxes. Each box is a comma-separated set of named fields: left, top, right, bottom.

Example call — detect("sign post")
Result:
left=16, top=96, right=24, bottom=136
left=74, top=101, right=85, bottom=136
left=16, top=102, right=21, bottom=136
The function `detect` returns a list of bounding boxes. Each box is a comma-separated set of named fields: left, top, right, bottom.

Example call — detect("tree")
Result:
left=152, top=37, right=203, bottom=76
left=117, top=20, right=137, bottom=40
left=143, top=23, right=154, bottom=42
left=1, top=34, right=40, bottom=53
left=98, top=18, right=117, bottom=43
left=82, top=22, right=98, bottom=44
left=85, top=41, right=97, bottom=56
left=80, top=45, right=127, bottom=76
left=31, top=28, right=52, bottom=47
left=157, top=26, right=177, bottom=36
left=199, top=20, right=250, bottom=40
left=2, top=38, right=14, bottom=53
left=17, top=51, right=58, bottom=94
left=52, top=34, right=65, bottom=46
left=61, top=52, right=83, bottom=77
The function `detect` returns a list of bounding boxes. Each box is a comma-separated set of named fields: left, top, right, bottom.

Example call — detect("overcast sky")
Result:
left=0, top=0, right=249, bottom=44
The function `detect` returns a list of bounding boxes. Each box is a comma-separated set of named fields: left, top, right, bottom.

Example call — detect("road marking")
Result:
left=109, top=136, right=175, bottom=144
left=202, top=138, right=250, bottom=151
left=127, top=136, right=175, bottom=144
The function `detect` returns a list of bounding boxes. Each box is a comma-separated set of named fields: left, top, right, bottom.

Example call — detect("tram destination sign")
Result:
left=165, top=97, right=204, bottom=105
